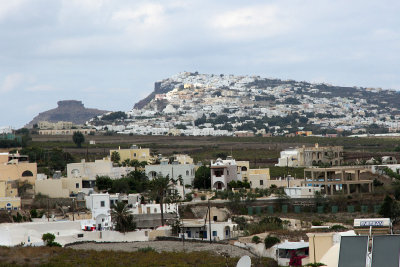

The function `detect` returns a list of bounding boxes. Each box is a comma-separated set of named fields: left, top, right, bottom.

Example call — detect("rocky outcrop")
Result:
left=133, top=81, right=179, bottom=109
left=25, top=100, right=109, bottom=128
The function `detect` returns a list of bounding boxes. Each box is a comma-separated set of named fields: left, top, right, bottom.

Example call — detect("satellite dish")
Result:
left=236, top=255, right=251, bottom=267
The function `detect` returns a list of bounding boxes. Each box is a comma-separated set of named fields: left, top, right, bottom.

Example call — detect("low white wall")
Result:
left=0, top=220, right=82, bottom=246
left=0, top=220, right=149, bottom=247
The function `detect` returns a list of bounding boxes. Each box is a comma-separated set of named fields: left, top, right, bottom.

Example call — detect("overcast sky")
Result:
left=1, top=0, right=399, bottom=128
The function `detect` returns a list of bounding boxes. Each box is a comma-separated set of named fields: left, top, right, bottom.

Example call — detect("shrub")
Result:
left=312, top=220, right=323, bottom=226
left=252, top=236, right=261, bottom=244
left=30, top=209, right=38, bottom=218
left=246, top=216, right=283, bottom=235
left=42, top=233, right=55, bottom=244
left=264, top=235, right=281, bottom=249
left=42, top=233, right=62, bottom=247
left=200, top=195, right=206, bottom=200
left=138, top=246, right=156, bottom=253
left=185, top=193, right=193, bottom=202
left=330, top=225, right=347, bottom=231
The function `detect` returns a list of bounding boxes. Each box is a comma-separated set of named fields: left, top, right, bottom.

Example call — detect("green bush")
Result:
left=264, top=235, right=281, bottom=249
left=252, top=236, right=261, bottom=244
left=246, top=217, right=283, bottom=235
left=138, top=247, right=156, bottom=253
left=312, top=220, right=323, bottom=226
left=185, top=193, right=193, bottom=202
left=330, top=225, right=347, bottom=231
left=42, top=233, right=55, bottom=244
left=30, top=209, right=38, bottom=218
left=42, top=233, right=61, bottom=247
left=200, top=195, right=206, bottom=200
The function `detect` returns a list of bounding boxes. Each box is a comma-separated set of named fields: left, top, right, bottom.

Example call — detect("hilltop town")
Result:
left=87, top=72, right=400, bottom=137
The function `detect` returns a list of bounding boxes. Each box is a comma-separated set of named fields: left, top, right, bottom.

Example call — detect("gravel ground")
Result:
left=69, top=241, right=254, bottom=258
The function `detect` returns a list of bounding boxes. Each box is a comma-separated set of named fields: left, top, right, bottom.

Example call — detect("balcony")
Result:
left=212, top=175, right=225, bottom=184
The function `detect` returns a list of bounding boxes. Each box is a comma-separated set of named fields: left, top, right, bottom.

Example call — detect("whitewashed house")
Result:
left=85, top=194, right=112, bottom=230
left=180, top=219, right=238, bottom=241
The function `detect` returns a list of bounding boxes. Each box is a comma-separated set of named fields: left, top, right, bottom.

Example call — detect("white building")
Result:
left=0, top=126, right=12, bottom=134
left=211, top=157, right=240, bottom=190
left=67, top=159, right=135, bottom=180
left=276, top=149, right=300, bottom=167
left=145, top=161, right=195, bottom=186
left=284, top=187, right=321, bottom=198
left=180, top=219, right=238, bottom=241
left=275, top=240, right=309, bottom=266
left=85, top=194, right=112, bottom=230
left=130, top=203, right=178, bottom=215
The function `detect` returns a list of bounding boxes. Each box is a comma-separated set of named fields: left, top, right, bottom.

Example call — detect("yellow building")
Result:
left=35, top=177, right=82, bottom=198
left=0, top=197, right=21, bottom=210
left=0, top=152, right=37, bottom=185
left=174, top=154, right=194, bottom=165
left=109, top=145, right=154, bottom=163
left=307, top=232, right=337, bottom=265
left=248, top=168, right=270, bottom=189
left=0, top=181, right=18, bottom=198
left=38, top=128, right=95, bottom=135
left=236, top=161, right=250, bottom=181
left=0, top=180, right=21, bottom=210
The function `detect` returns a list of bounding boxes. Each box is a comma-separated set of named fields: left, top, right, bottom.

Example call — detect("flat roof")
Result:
left=304, top=166, right=370, bottom=171
left=276, top=241, right=309, bottom=250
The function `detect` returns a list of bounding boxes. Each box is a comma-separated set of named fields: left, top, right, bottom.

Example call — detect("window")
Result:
left=227, top=170, right=229, bottom=175
left=213, top=216, right=218, bottom=221
left=100, top=201, right=105, bottom=207
left=213, top=231, right=217, bottom=237
left=260, top=180, right=263, bottom=185
left=76, top=183, right=79, bottom=188
left=186, top=170, right=189, bottom=176
left=154, top=208, right=157, bottom=213
left=134, top=153, right=137, bottom=157
left=21, top=170, right=33, bottom=177
left=214, top=170, right=223, bottom=177
left=309, top=189, right=311, bottom=193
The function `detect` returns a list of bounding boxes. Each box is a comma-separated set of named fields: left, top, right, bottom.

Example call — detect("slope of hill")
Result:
left=26, top=100, right=109, bottom=128
left=91, top=72, right=400, bottom=136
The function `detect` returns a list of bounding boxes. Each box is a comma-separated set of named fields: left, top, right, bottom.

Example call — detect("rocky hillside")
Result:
left=90, top=72, right=400, bottom=136
left=26, top=100, right=108, bottom=128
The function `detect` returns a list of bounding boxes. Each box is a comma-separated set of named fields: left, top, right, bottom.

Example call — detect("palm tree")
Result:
left=111, top=202, right=136, bottom=233
left=122, top=159, right=130, bottom=167
left=149, top=174, right=173, bottom=226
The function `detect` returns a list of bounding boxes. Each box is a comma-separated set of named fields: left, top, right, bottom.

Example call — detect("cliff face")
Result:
left=25, top=100, right=109, bottom=128
left=133, top=81, right=179, bottom=109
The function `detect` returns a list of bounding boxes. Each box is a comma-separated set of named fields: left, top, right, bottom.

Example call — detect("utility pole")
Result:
left=72, top=198, right=75, bottom=221
left=208, top=200, right=212, bottom=244
left=47, top=198, right=49, bottom=222
left=286, top=157, right=289, bottom=188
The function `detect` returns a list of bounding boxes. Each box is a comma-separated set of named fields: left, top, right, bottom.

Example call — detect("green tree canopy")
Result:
left=72, top=132, right=85, bottom=148
left=111, top=151, right=121, bottom=164
left=148, top=175, right=173, bottom=226
left=96, top=175, right=113, bottom=191
left=379, top=195, right=400, bottom=222
left=111, top=202, right=136, bottom=233
left=193, top=166, right=211, bottom=189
